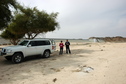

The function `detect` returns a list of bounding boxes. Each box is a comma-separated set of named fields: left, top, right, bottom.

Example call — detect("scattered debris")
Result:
left=51, top=58, right=57, bottom=60
left=1, top=75, right=4, bottom=77
left=72, top=69, right=81, bottom=72
left=72, top=65, right=94, bottom=73
left=83, top=66, right=94, bottom=73
left=6, top=74, right=10, bottom=76
left=53, top=78, right=57, bottom=82
left=101, top=49, right=103, bottom=51
left=89, top=45, right=91, bottom=47
left=50, top=68, right=61, bottom=72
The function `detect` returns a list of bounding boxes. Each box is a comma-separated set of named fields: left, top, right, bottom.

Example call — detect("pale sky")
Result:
left=17, top=0, right=126, bottom=39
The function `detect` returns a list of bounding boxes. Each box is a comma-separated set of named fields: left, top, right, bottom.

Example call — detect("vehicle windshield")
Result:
left=18, top=41, right=29, bottom=46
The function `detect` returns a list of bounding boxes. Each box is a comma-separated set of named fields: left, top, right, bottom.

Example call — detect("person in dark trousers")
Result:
left=59, top=41, right=64, bottom=55
left=65, top=40, right=71, bottom=54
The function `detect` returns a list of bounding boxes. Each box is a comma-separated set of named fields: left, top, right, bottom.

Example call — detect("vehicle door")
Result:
left=25, top=41, right=37, bottom=56
left=50, top=39, right=56, bottom=52
left=35, top=41, right=50, bottom=55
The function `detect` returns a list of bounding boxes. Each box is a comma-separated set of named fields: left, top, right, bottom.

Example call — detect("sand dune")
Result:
left=0, top=42, right=126, bottom=84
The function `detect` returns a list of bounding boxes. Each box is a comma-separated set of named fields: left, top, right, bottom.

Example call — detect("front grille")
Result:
left=2, top=49, right=6, bottom=53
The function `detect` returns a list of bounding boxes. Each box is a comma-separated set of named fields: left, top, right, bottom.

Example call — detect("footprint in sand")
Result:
left=50, top=68, right=61, bottom=72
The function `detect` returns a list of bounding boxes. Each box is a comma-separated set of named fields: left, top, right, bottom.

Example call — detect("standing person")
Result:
left=59, top=41, right=64, bottom=55
left=65, top=40, right=71, bottom=54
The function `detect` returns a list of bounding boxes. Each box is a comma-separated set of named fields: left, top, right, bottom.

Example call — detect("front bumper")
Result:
left=0, top=52, right=13, bottom=57
left=0, top=52, right=6, bottom=56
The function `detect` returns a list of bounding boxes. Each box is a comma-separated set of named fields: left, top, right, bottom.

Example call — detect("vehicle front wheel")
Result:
left=12, top=53, right=23, bottom=64
left=43, top=50, right=50, bottom=58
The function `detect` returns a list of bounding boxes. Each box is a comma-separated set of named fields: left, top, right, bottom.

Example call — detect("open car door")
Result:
left=50, top=39, right=56, bottom=52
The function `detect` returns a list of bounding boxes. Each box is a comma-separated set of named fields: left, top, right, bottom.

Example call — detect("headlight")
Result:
left=7, top=49, right=12, bottom=53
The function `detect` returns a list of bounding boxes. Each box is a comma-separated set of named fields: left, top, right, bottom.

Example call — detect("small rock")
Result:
left=53, top=78, right=57, bottom=82
left=101, top=49, right=103, bottom=51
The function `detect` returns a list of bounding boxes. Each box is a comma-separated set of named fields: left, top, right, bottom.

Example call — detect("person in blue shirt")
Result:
left=65, top=40, right=71, bottom=54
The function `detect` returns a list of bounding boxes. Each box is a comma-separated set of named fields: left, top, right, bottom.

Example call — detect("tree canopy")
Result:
left=0, top=0, right=17, bottom=30
left=0, top=4, right=59, bottom=44
left=0, top=28, right=24, bottom=45
left=8, top=6, right=59, bottom=39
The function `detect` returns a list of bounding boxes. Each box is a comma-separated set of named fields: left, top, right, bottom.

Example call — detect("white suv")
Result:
left=0, top=39, right=56, bottom=63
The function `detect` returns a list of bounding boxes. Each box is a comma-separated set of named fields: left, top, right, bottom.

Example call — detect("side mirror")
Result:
left=27, top=44, right=31, bottom=47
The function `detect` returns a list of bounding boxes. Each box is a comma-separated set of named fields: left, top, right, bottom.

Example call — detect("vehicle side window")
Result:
left=28, top=40, right=50, bottom=46
left=18, top=41, right=29, bottom=46
left=29, top=41, right=37, bottom=46
left=36, top=41, right=50, bottom=46
left=45, top=41, right=50, bottom=45
left=36, top=41, right=44, bottom=46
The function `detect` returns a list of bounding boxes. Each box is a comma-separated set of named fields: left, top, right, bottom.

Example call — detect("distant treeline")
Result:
left=89, top=36, right=126, bottom=42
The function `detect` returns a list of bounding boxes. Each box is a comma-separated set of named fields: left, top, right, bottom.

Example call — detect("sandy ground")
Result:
left=0, top=42, right=126, bottom=84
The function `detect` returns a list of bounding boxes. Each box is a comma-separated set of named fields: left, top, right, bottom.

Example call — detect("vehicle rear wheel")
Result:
left=43, top=50, right=50, bottom=58
left=12, top=53, right=23, bottom=64
left=5, top=56, right=12, bottom=61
